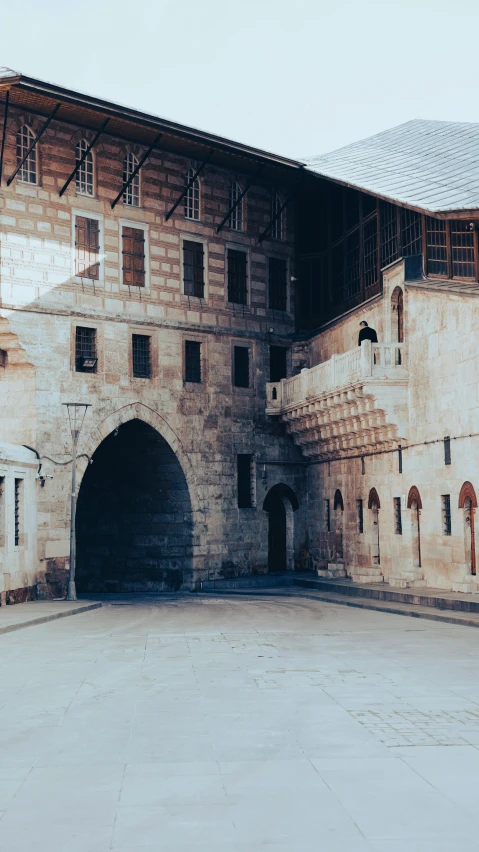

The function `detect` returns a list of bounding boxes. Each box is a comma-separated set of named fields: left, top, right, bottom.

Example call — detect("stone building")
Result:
left=1, top=69, right=479, bottom=600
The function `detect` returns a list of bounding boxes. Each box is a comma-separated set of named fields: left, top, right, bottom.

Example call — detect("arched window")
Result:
left=459, top=482, right=477, bottom=575
left=123, top=153, right=140, bottom=207
left=75, top=139, right=94, bottom=196
left=407, top=486, right=422, bottom=568
left=368, top=488, right=381, bottom=565
left=270, top=192, right=283, bottom=240
left=184, top=168, right=200, bottom=221
left=229, top=180, right=243, bottom=231
left=333, top=490, right=344, bottom=560
left=16, top=125, right=37, bottom=184
left=391, top=286, right=404, bottom=343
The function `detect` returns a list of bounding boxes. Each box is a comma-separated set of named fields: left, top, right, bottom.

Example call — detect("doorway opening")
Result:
left=407, top=486, right=422, bottom=569
left=76, top=419, right=193, bottom=592
left=459, top=481, right=477, bottom=576
left=368, top=488, right=381, bottom=565
left=263, top=484, right=299, bottom=572
left=333, top=489, right=344, bottom=561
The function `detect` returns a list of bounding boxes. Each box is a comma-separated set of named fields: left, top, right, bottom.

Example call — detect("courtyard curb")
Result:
left=0, top=601, right=103, bottom=636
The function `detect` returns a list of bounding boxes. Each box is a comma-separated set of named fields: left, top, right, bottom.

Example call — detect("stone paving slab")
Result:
left=0, top=599, right=102, bottom=634
left=294, top=576, right=479, bottom=612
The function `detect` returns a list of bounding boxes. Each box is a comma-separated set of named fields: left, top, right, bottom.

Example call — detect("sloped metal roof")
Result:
left=306, top=120, right=479, bottom=214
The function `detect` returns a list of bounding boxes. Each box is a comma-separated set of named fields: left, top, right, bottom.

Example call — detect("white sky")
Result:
left=2, top=0, right=478, bottom=160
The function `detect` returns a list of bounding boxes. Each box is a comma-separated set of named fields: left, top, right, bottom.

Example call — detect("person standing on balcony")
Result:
left=358, top=320, right=378, bottom=346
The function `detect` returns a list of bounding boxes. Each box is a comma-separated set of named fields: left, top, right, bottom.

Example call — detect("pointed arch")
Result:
left=391, top=285, right=404, bottom=343
left=459, top=481, right=478, bottom=509
left=333, top=489, right=344, bottom=511
left=407, top=486, right=422, bottom=510
left=368, top=487, right=380, bottom=509
left=263, top=483, right=299, bottom=512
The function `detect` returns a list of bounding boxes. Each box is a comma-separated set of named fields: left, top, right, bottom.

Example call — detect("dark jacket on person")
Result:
left=358, top=326, right=378, bottom=346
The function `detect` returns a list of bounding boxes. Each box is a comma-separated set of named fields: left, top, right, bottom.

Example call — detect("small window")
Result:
left=185, top=340, right=202, bottom=383
left=426, top=217, right=447, bottom=276
left=75, top=326, right=97, bottom=372
left=229, top=181, right=243, bottom=231
left=269, top=346, right=287, bottom=382
left=268, top=257, right=287, bottom=311
left=184, top=168, right=200, bottom=221
left=270, top=192, right=283, bottom=240
left=75, top=139, right=94, bottom=196
left=0, top=349, right=7, bottom=369
left=233, top=346, right=250, bottom=388
left=227, top=248, right=247, bottom=305
left=357, top=499, right=364, bottom=533
left=132, top=334, right=151, bottom=379
left=237, top=454, right=253, bottom=508
left=122, top=226, right=145, bottom=288
left=401, top=209, right=422, bottom=257
left=183, top=240, right=204, bottom=297
left=442, top=495, right=452, bottom=535
left=14, top=478, right=23, bottom=547
left=123, top=153, right=140, bottom=207
left=75, top=217, right=100, bottom=280
left=16, top=125, right=36, bottom=184
left=451, top=221, right=475, bottom=279
left=325, top=498, right=331, bottom=533
left=394, top=497, right=402, bottom=534
left=444, top=436, right=451, bottom=466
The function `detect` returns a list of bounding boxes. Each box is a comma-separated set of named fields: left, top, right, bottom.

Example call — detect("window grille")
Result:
left=132, top=334, right=151, bottom=378
left=16, top=125, right=36, bottom=183
left=229, top=181, right=243, bottom=231
left=426, top=217, right=447, bottom=276
left=270, top=192, right=283, bottom=240
left=394, top=497, right=402, bottom=534
left=325, top=498, right=331, bottom=532
left=357, top=498, right=364, bottom=533
left=227, top=248, right=247, bottom=304
left=363, top=216, right=378, bottom=289
left=444, top=436, right=451, bottom=465
left=331, top=242, right=345, bottom=305
left=451, top=221, right=475, bottom=279
left=401, top=209, right=422, bottom=257
left=183, top=240, right=204, bottom=297
left=346, top=229, right=360, bottom=298
left=237, top=454, right=253, bottom=508
left=123, top=153, right=140, bottom=206
left=185, top=340, right=201, bottom=383
left=184, top=168, right=200, bottom=220
left=75, top=139, right=94, bottom=196
left=75, top=326, right=97, bottom=372
left=268, top=257, right=287, bottom=311
left=380, top=202, right=399, bottom=268
left=14, top=479, right=23, bottom=547
left=346, top=190, right=360, bottom=231
left=442, top=494, right=452, bottom=535
left=269, top=345, right=287, bottom=382
left=234, top=346, right=250, bottom=388
left=75, top=216, right=100, bottom=279
left=362, top=194, right=377, bottom=218
left=122, top=226, right=145, bottom=287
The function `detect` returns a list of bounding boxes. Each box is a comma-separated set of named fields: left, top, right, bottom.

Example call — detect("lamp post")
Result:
left=63, top=403, right=90, bottom=601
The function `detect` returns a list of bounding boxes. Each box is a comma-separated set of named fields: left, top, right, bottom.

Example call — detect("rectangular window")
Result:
left=442, top=495, right=452, bottom=535
left=325, top=498, right=331, bottom=533
left=234, top=346, right=250, bottom=388
left=227, top=248, right=247, bottom=305
left=394, top=497, right=402, bottom=535
left=357, top=499, right=364, bottom=533
left=380, top=202, right=399, bottom=268
left=14, top=478, right=23, bottom=547
left=0, top=476, right=5, bottom=547
left=401, top=209, right=422, bottom=257
left=451, top=221, right=475, bottom=279
left=75, top=326, right=97, bottom=372
left=185, top=340, right=202, bottom=383
left=268, top=257, right=287, bottom=311
left=237, top=454, right=253, bottom=508
left=269, top=346, right=287, bottom=382
left=444, top=436, right=451, bottom=466
left=426, top=217, right=447, bottom=276
left=122, top=226, right=145, bottom=287
left=132, top=334, right=151, bottom=379
left=363, top=216, right=378, bottom=289
left=75, top=217, right=100, bottom=280
left=183, top=240, right=204, bottom=298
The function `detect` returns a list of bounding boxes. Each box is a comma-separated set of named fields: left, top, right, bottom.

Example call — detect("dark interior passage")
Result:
left=76, top=419, right=192, bottom=592
left=267, top=495, right=287, bottom=571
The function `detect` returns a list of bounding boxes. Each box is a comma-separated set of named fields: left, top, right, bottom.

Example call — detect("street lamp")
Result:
left=63, top=403, right=90, bottom=601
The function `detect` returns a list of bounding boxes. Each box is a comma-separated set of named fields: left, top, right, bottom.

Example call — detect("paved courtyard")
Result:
left=2, top=595, right=479, bottom=851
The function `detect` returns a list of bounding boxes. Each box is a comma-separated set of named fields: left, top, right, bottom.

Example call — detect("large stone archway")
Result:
left=76, top=416, right=194, bottom=593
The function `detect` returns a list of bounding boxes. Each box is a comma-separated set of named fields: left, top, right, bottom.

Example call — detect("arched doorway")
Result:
left=263, top=484, right=299, bottom=572
left=76, top=419, right=193, bottom=592
left=407, top=486, right=422, bottom=568
left=333, top=489, right=344, bottom=561
left=391, top=286, right=404, bottom=364
left=368, top=488, right=381, bottom=565
left=459, top=482, right=477, bottom=576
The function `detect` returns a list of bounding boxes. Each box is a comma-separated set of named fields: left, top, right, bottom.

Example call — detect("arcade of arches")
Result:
left=76, top=420, right=193, bottom=593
